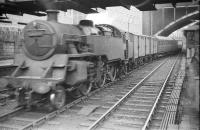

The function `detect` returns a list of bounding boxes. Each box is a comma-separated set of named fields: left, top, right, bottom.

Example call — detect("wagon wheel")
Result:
left=78, top=82, right=92, bottom=96
left=50, top=85, right=66, bottom=109
left=117, top=63, right=127, bottom=79
left=123, top=63, right=128, bottom=75
left=128, top=61, right=133, bottom=71
left=139, top=58, right=143, bottom=65
left=107, top=65, right=117, bottom=81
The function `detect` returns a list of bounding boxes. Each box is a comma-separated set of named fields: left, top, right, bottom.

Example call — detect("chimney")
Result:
left=46, top=10, right=59, bottom=22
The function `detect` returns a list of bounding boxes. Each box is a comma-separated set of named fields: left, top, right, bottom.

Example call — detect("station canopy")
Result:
left=0, top=0, right=197, bottom=16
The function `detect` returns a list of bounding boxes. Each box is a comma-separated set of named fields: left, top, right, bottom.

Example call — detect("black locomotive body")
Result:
left=3, top=10, right=180, bottom=109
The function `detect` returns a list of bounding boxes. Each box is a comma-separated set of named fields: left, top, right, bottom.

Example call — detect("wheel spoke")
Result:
left=107, top=65, right=116, bottom=81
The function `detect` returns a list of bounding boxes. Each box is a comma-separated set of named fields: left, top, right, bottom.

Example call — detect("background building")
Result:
left=1, top=6, right=143, bottom=34
left=0, top=9, right=86, bottom=27
left=86, top=6, right=143, bottom=35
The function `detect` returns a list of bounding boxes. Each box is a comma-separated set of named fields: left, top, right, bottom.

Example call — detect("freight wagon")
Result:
left=157, top=36, right=180, bottom=57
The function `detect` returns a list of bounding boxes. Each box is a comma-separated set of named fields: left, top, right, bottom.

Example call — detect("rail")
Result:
left=159, top=56, right=185, bottom=130
left=87, top=58, right=169, bottom=130
left=141, top=55, right=179, bottom=130
left=0, top=107, right=23, bottom=121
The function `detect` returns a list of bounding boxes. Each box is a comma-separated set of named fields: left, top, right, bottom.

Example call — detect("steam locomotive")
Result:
left=2, top=10, right=180, bottom=109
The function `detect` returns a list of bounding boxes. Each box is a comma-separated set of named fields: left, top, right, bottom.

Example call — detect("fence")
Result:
left=0, top=26, right=23, bottom=60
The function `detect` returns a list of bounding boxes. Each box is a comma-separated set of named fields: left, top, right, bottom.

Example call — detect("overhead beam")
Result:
left=134, top=0, right=155, bottom=8
left=119, top=0, right=131, bottom=10
left=0, top=0, right=198, bottom=15
left=171, top=0, right=177, bottom=8
left=155, top=2, right=199, bottom=9
left=134, top=0, right=157, bottom=11
left=54, top=0, right=97, bottom=13
left=155, top=11, right=199, bottom=36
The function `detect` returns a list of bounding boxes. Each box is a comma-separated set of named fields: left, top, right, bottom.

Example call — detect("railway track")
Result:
left=148, top=55, right=182, bottom=130
left=0, top=56, right=181, bottom=130
left=86, top=56, right=180, bottom=130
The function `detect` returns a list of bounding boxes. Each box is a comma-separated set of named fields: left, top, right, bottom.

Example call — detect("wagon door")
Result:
left=145, top=37, right=150, bottom=56
left=127, top=33, right=133, bottom=59
left=157, top=40, right=161, bottom=54
left=133, top=35, right=139, bottom=59
left=154, top=38, right=158, bottom=54
left=151, top=38, right=154, bottom=54
left=165, top=41, right=169, bottom=53
left=139, top=36, right=145, bottom=57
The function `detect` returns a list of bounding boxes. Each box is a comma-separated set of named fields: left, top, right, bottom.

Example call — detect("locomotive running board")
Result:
left=4, top=76, right=63, bottom=82
left=68, top=53, right=96, bottom=58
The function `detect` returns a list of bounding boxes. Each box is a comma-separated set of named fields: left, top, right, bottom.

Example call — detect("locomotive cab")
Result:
left=78, top=20, right=100, bottom=35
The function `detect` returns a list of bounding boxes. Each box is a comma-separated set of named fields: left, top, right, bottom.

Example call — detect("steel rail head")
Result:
left=159, top=59, right=184, bottom=130
left=141, top=55, right=180, bottom=130
left=0, top=106, right=24, bottom=120
left=87, top=58, right=169, bottom=130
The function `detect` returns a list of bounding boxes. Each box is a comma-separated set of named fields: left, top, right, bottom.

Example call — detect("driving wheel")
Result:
left=107, top=65, right=117, bottom=81
left=78, top=82, right=92, bottom=96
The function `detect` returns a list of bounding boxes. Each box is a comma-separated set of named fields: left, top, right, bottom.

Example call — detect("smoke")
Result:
left=86, top=11, right=114, bottom=25
left=38, top=0, right=56, bottom=10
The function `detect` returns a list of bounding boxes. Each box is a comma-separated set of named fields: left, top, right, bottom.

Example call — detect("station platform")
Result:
left=168, top=56, right=199, bottom=130
left=179, top=57, right=199, bottom=130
